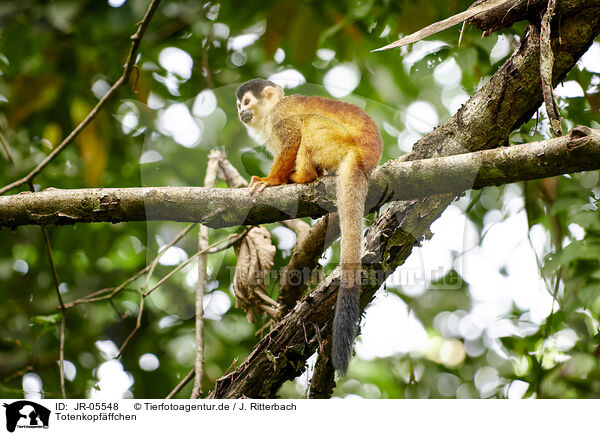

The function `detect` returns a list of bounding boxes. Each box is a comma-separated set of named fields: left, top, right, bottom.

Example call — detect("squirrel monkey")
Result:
left=236, top=78, right=382, bottom=373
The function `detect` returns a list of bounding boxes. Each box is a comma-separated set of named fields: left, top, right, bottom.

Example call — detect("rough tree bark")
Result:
left=1, top=128, right=599, bottom=229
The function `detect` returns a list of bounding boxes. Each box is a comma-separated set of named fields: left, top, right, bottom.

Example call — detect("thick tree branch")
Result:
left=208, top=3, right=600, bottom=398
left=1, top=127, right=599, bottom=229
left=278, top=213, right=340, bottom=316
left=308, top=337, right=336, bottom=399
left=373, top=0, right=600, bottom=51
left=470, top=0, right=600, bottom=36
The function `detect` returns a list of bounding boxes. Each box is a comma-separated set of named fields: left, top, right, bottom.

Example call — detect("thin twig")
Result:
left=144, top=229, right=251, bottom=297
left=540, top=0, right=563, bottom=136
left=0, top=129, right=15, bottom=165
left=166, top=368, right=194, bottom=399
left=64, top=223, right=196, bottom=309
left=0, top=0, right=162, bottom=196
left=58, top=313, right=66, bottom=398
left=535, top=266, right=562, bottom=398
left=525, top=177, right=564, bottom=397
left=4, top=365, right=35, bottom=384
left=67, top=229, right=246, bottom=311
left=458, top=20, right=467, bottom=47
left=143, top=223, right=196, bottom=293
left=202, top=23, right=216, bottom=89
left=117, top=292, right=145, bottom=356
left=37, top=195, right=66, bottom=399
left=64, top=269, right=145, bottom=308
left=2, top=158, right=64, bottom=398
left=118, top=229, right=250, bottom=357
left=191, top=155, right=219, bottom=398
left=191, top=223, right=209, bottom=398
left=27, top=176, right=67, bottom=398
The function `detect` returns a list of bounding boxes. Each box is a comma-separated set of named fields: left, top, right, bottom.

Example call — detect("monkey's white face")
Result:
left=237, top=86, right=282, bottom=126
left=237, top=92, right=258, bottom=125
left=237, top=85, right=283, bottom=145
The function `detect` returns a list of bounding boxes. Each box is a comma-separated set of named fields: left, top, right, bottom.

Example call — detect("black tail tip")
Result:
left=331, top=342, right=351, bottom=375
left=331, top=285, right=360, bottom=375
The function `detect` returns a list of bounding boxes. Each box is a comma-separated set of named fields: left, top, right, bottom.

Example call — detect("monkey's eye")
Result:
left=244, top=99, right=250, bottom=105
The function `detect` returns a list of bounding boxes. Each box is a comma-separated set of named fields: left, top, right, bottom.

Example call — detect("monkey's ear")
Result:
left=262, top=85, right=283, bottom=100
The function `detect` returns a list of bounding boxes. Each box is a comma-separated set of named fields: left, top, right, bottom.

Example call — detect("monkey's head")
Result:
left=235, top=79, right=283, bottom=126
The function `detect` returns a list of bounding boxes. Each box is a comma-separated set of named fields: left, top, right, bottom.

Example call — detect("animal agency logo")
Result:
left=2, top=401, right=50, bottom=433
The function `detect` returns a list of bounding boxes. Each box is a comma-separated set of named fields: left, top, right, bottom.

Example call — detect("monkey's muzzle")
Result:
left=240, top=109, right=253, bottom=123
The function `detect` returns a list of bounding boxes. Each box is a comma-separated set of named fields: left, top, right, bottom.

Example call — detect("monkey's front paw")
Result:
left=249, top=176, right=282, bottom=194
left=249, top=176, right=268, bottom=194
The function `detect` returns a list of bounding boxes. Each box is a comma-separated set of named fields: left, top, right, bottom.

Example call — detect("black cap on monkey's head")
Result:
left=236, top=78, right=278, bottom=101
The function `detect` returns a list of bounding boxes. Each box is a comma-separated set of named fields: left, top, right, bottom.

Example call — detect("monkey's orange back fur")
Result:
left=274, top=95, right=382, bottom=173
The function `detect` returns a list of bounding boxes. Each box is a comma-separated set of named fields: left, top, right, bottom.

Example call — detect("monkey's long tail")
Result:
left=331, top=153, right=369, bottom=374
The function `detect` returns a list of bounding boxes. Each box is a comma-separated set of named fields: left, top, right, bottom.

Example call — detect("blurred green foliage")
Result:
left=0, top=0, right=599, bottom=399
